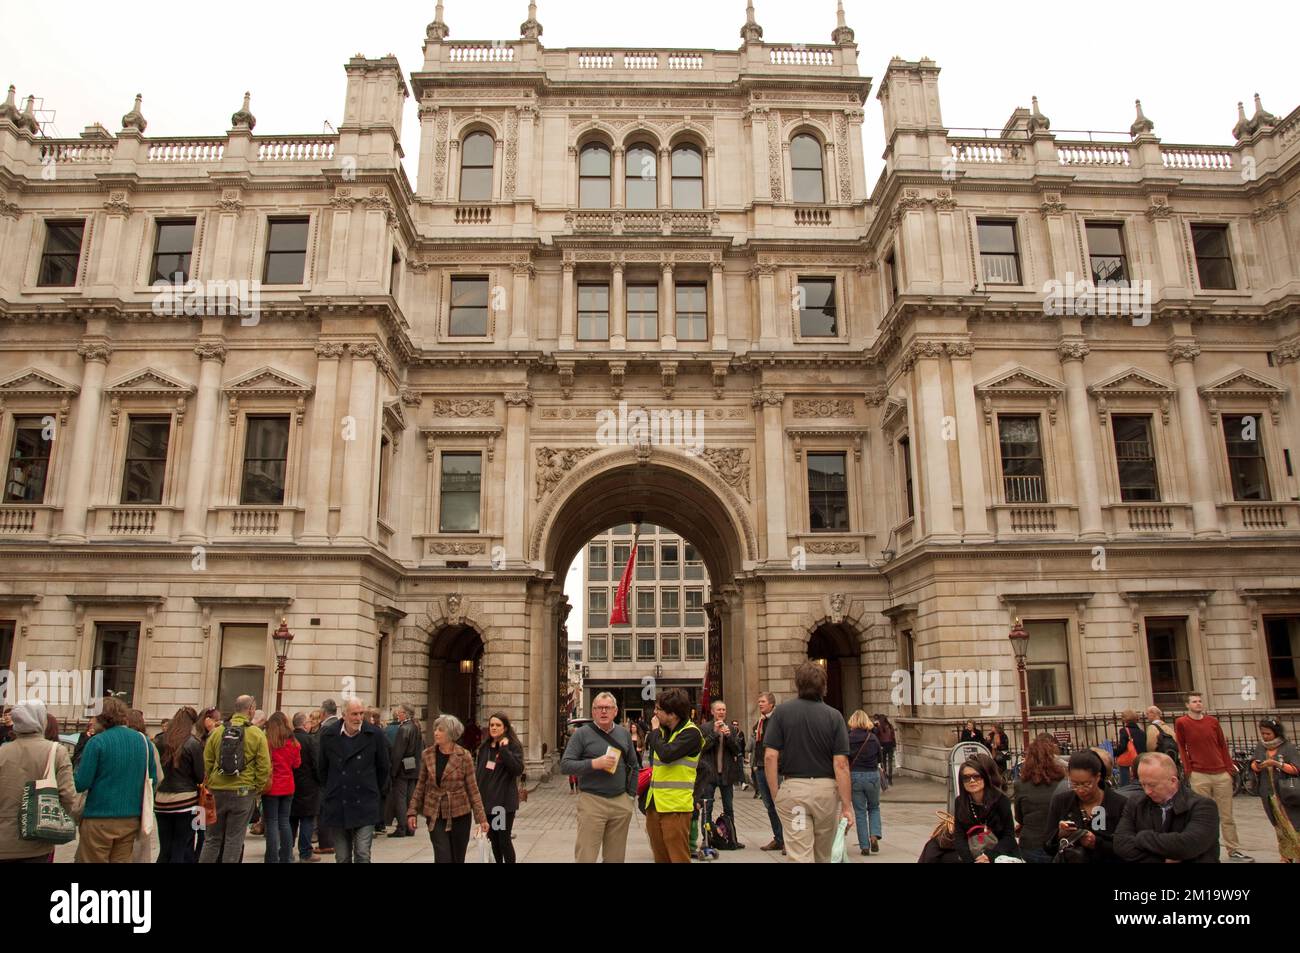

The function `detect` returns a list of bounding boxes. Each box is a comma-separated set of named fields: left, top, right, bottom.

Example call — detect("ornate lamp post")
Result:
left=272, top=617, right=294, bottom=713
left=1008, top=617, right=1031, bottom=755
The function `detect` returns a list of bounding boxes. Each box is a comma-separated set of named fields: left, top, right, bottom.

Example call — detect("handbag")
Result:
left=1271, top=764, right=1300, bottom=809
left=965, top=823, right=998, bottom=858
left=139, top=734, right=156, bottom=838
left=1052, top=828, right=1089, bottom=863
left=930, top=811, right=956, bottom=850
left=19, top=741, right=77, bottom=844
left=197, top=783, right=217, bottom=827
left=1115, top=728, right=1138, bottom=768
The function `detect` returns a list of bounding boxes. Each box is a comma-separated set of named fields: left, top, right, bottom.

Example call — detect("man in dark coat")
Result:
left=1115, top=752, right=1220, bottom=863
left=290, top=711, right=322, bottom=862
left=317, top=697, right=390, bottom=863
left=696, top=699, right=744, bottom=839
left=385, top=703, right=424, bottom=838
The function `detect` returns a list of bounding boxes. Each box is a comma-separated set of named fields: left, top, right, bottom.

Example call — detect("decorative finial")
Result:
left=0, top=85, right=20, bottom=126
left=741, top=1, right=764, bottom=42
left=121, top=93, right=147, bottom=133
left=1129, top=98, right=1154, bottom=138
left=230, top=91, right=256, bottom=131
left=1234, top=94, right=1277, bottom=141
left=1027, top=95, right=1051, bottom=134
left=17, top=94, right=39, bottom=134
left=520, top=0, right=543, bottom=40
left=427, top=0, right=450, bottom=42
left=832, top=0, right=855, bottom=45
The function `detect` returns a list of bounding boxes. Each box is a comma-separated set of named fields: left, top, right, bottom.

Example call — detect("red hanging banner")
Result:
left=609, top=525, right=640, bottom=625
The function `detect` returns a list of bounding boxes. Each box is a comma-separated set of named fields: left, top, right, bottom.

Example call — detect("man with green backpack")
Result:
left=199, top=694, right=270, bottom=863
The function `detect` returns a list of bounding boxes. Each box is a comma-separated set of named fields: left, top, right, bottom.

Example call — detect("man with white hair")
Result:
left=560, top=691, right=638, bottom=862
left=0, top=699, right=76, bottom=861
left=1114, top=752, right=1220, bottom=863
left=318, top=696, right=391, bottom=863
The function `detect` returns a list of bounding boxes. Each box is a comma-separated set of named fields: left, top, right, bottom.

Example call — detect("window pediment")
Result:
left=974, top=365, right=1065, bottom=398
left=0, top=367, right=81, bottom=399
left=106, top=368, right=197, bottom=399
left=1197, top=368, right=1286, bottom=400
left=1087, top=367, right=1174, bottom=399
left=382, top=398, right=406, bottom=435
left=222, top=366, right=314, bottom=400
left=879, top=396, right=908, bottom=434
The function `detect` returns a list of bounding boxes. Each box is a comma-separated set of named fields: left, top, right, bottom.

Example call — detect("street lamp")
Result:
left=272, top=617, right=294, bottom=713
left=1007, top=617, right=1031, bottom=755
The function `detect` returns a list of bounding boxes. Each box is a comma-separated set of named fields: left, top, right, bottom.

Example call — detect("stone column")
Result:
left=1169, top=341, right=1219, bottom=537
left=179, top=342, right=228, bottom=543
left=300, top=342, right=343, bottom=543
left=710, top=260, right=728, bottom=351
left=657, top=148, right=671, bottom=208
left=559, top=260, right=576, bottom=349
left=509, top=263, right=532, bottom=350
left=659, top=262, right=676, bottom=350
left=945, top=341, right=989, bottom=538
left=1277, top=339, right=1300, bottom=496
left=515, top=105, right=537, bottom=202
left=610, top=261, right=626, bottom=350
left=757, top=265, right=779, bottom=349
left=55, top=342, right=112, bottom=543
left=337, top=343, right=380, bottom=543
left=1059, top=340, right=1104, bottom=539
left=754, top=390, right=788, bottom=561
left=911, top=342, right=956, bottom=537
left=446, top=139, right=460, bottom=201
left=612, top=147, right=625, bottom=208
left=503, top=391, right=532, bottom=565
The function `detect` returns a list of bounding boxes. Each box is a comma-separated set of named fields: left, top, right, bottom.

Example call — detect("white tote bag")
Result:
left=139, top=734, right=156, bottom=837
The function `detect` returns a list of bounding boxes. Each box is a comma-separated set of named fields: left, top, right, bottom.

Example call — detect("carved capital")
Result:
left=77, top=342, right=113, bottom=364
left=1057, top=341, right=1090, bottom=363
left=751, top=390, right=784, bottom=408
left=945, top=340, right=974, bottom=359
left=1166, top=341, right=1201, bottom=364
left=504, top=391, right=534, bottom=408
left=314, top=342, right=345, bottom=359
left=349, top=342, right=381, bottom=362
left=193, top=342, right=228, bottom=363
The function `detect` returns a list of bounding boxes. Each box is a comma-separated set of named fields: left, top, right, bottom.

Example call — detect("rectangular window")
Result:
left=578, top=283, right=610, bottom=341
left=439, top=452, right=482, bottom=532
left=263, top=218, right=309, bottom=285
left=796, top=277, right=837, bottom=337
left=0, top=621, right=14, bottom=671
left=637, top=635, right=656, bottom=661
left=449, top=276, right=490, bottom=337
left=660, top=541, right=679, bottom=580
left=998, top=415, right=1046, bottom=503
left=626, top=284, right=658, bottom=341
left=807, top=452, right=849, bottom=531
left=636, top=543, right=655, bottom=580
left=660, top=635, right=680, bottom=661
left=675, top=284, right=707, bottom=341
left=588, top=544, right=608, bottom=581
left=1264, top=616, right=1300, bottom=705
left=686, top=636, right=705, bottom=661
left=94, top=622, right=140, bottom=706
left=1191, top=224, right=1236, bottom=290
left=120, top=416, right=171, bottom=504
left=151, top=219, right=197, bottom=285
left=612, top=636, right=632, bottom=662
left=588, top=589, right=608, bottom=629
left=884, top=251, right=898, bottom=305
left=685, top=588, right=705, bottom=627
left=216, top=624, right=265, bottom=717
left=661, top=589, right=680, bottom=627
left=636, top=589, right=656, bottom=628
left=977, top=219, right=1021, bottom=285
left=37, top=221, right=85, bottom=287
left=1112, top=415, right=1159, bottom=502
left=239, top=415, right=290, bottom=505
left=612, top=544, right=630, bottom=572
left=684, top=543, right=703, bottom=580
left=1145, top=617, right=1193, bottom=710
left=4, top=416, right=53, bottom=503
left=899, top=435, right=915, bottom=519
left=588, top=636, right=608, bottom=662
left=377, top=436, right=391, bottom=523
left=902, top=629, right=917, bottom=718
left=1223, top=414, right=1271, bottom=501
left=1085, top=222, right=1128, bottom=285
left=1024, top=620, right=1073, bottom=712
left=612, top=523, right=633, bottom=535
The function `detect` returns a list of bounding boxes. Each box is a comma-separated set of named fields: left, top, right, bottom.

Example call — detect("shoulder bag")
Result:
left=19, top=741, right=77, bottom=844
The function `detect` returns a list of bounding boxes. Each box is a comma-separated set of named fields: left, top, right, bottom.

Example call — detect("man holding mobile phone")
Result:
left=697, top=700, right=743, bottom=845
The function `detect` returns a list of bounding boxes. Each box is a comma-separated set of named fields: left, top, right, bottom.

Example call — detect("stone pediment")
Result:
left=974, top=365, right=1065, bottom=397
left=222, top=366, right=314, bottom=398
left=0, top=367, right=80, bottom=398
left=879, top=396, right=908, bottom=433
left=1197, top=368, right=1286, bottom=399
left=106, top=368, right=196, bottom=398
left=1087, top=367, right=1174, bottom=398
left=382, top=398, right=406, bottom=434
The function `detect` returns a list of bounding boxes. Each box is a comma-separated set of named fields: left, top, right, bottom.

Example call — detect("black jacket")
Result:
left=390, top=719, right=425, bottom=780
left=1043, top=787, right=1128, bottom=862
left=157, top=736, right=206, bottom=794
left=475, top=738, right=525, bottom=813
left=317, top=721, right=391, bottom=830
left=291, top=728, right=321, bottom=818
left=953, top=791, right=1020, bottom=862
left=696, top=719, right=743, bottom=788
left=1114, top=784, right=1219, bottom=863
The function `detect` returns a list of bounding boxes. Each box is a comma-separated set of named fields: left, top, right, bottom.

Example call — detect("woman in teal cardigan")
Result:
left=73, top=697, right=158, bottom=863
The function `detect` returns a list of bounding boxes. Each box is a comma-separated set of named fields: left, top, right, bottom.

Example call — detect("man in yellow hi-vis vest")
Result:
left=644, top=687, right=704, bottom=863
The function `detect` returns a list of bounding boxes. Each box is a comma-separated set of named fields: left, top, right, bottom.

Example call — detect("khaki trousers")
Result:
left=645, top=807, right=692, bottom=863
left=574, top=791, right=633, bottom=863
left=75, top=817, right=141, bottom=863
left=776, top=777, right=840, bottom=863
left=1188, top=770, right=1239, bottom=852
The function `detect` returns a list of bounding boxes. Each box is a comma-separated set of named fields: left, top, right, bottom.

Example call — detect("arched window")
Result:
left=671, top=144, right=703, bottom=209
left=791, top=134, right=825, bottom=204
left=625, top=143, right=657, bottom=209
left=459, top=132, right=494, bottom=201
left=579, top=143, right=612, bottom=208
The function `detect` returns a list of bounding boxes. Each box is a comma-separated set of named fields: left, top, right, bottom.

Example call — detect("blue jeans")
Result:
left=755, top=768, right=783, bottom=845
left=700, top=780, right=734, bottom=824
left=1022, top=847, right=1052, bottom=864
left=334, top=825, right=375, bottom=863
left=262, top=795, right=293, bottom=863
left=850, top=770, right=882, bottom=847
left=1117, top=765, right=1131, bottom=787
left=291, top=815, right=315, bottom=860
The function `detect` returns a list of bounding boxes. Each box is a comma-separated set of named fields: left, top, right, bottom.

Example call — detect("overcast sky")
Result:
left=4, top=0, right=1293, bottom=186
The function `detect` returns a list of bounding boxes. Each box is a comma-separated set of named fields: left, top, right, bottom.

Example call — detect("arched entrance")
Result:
left=532, top=450, right=757, bottom=763
left=808, top=622, right=860, bottom=715
left=427, top=624, right=485, bottom=745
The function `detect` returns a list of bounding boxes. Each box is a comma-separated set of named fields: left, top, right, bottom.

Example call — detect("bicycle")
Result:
left=1231, top=749, right=1260, bottom=797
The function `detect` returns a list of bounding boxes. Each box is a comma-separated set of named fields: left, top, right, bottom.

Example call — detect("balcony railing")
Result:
left=1057, top=142, right=1131, bottom=167
left=1003, top=474, right=1045, bottom=504
left=147, top=139, right=225, bottom=163
left=1126, top=505, right=1173, bottom=532
left=1160, top=146, right=1234, bottom=171
left=448, top=44, right=515, bottom=63
left=0, top=506, right=37, bottom=534
left=231, top=508, right=281, bottom=535
left=256, top=136, right=337, bottom=161
left=108, top=507, right=157, bottom=535
left=37, top=140, right=115, bottom=163
left=950, top=138, right=1023, bottom=164
left=454, top=205, right=492, bottom=225
left=981, top=253, right=1021, bottom=285
left=768, top=47, right=835, bottom=67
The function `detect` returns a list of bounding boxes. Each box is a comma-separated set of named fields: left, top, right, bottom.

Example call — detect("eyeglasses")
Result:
left=960, top=774, right=983, bottom=784
left=1069, top=779, right=1098, bottom=790
left=593, top=705, right=616, bottom=711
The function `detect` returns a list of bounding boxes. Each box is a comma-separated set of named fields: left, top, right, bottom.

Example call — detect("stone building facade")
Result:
left=1, top=4, right=1298, bottom=777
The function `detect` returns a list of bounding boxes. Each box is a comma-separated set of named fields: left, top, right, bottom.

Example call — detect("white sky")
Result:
left=4, top=0, right=1294, bottom=187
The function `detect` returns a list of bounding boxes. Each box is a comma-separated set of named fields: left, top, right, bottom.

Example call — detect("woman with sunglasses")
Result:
left=1043, top=751, right=1127, bottom=862
left=953, top=757, right=1020, bottom=862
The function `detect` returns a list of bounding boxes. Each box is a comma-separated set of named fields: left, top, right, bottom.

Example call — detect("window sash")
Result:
left=38, top=222, right=85, bottom=287
left=94, top=623, right=140, bottom=706
left=685, top=636, right=705, bottom=661
left=5, top=417, right=53, bottom=503
left=998, top=416, right=1045, bottom=502
left=449, top=277, right=490, bottom=336
left=660, top=635, right=680, bottom=661
left=807, top=452, right=849, bottom=532
left=977, top=220, right=1021, bottom=284
left=1264, top=616, right=1300, bottom=704
left=151, top=220, right=196, bottom=284
left=121, top=416, right=172, bottom=504
left=626, top=146, right=657, bottom=209
left=899, top=436, right=915, bottom=518
left=578, top=283, right=610, bottom=340
left=439, top=452, right=482, bottom=532
left=671, top=146, right=703, bottom=209
left=1112, top=415, right=1159, bottom=502
left=263, top=219, right=309, bottom=285
left=674, top=283, right=707, bottom=340
left=588, top=636, right=608, bottom=662
left=239, top=416, right=290, bottom=505
left=1223, top=414, right=1271, bottom=501
left=797, top=278, right=837, bottom=337
left=1192, top=225, right=1236, bottom=290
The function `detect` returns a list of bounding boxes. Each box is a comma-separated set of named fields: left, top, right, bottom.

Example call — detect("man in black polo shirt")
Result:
left=762, top=661, right=853, bottom=863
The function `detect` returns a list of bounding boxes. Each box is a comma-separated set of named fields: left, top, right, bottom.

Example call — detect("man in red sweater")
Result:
left=1174, top=692, right=1252, bottom=862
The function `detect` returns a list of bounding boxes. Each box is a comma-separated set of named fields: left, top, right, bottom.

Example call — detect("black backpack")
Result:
left=216, top=721, right=248, bottom=777
left=1153, top=725, right=1181, bottom=769
left=712, top=813, right=742, bottom=850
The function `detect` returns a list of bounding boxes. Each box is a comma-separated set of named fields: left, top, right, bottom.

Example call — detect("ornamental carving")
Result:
left=766, top=114, right=783, bottom=201
left=433, top=110, right=450, bottom=196
left=1275, top=340, right=1300, bottom=366
left=503, top=107, right=519, bottom=198
left=103, top=191, right=130, bottom=215
left=829, top=591, right=848, bottom=623
left=445, top=593, right=464, bottom=625
left=1039, top=200, right=1067, bottom=218
left=193, top=343, right=228, bottom=363
left=430, top=542, right=486, bottom=555
left=1166, top=342, right=1201, bottom=364
left=699, top=447, right=752, bottom=503
left=429, top=397, right=493, bottom=418
left=751, top=390, right=784, bottom=408
left=864, top=386, right=888, bottom=406
left=945, top=341, right=974, bottom=358
left=504, top=391, right=534, bottom=408
left=808, top=541, right=860, bottom=555
left=314, top=343, right=345, bottom=359
left=535, top=447, right=598, bottom=500
left=349, top=343, right=381, bottom=361
left=77, top=343, right=113, bottom=364
left=400, top=388, right=423, bottom=407
left=218, top=190, right=244, bottom=213
left=793, top=398, right=854, bottom=418
left=1057, top=341, right=1091, bottom=362
left=835, top=112, right=852, bottom=203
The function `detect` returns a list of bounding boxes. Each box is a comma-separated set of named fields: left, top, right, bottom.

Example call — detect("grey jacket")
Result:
left=560, top=723, right=637, bottom=798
